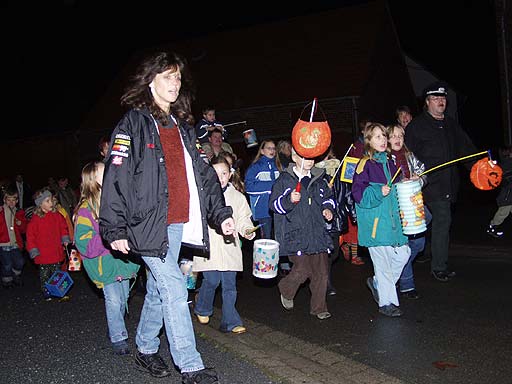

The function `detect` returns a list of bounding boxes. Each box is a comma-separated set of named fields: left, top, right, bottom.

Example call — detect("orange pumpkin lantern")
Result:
left=291, top=120, right=332, bottom=158
left=470, top=157, right=503, bottom=190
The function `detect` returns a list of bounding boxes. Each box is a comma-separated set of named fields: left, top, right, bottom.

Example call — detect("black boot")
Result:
left=486, top=224, right=504, bottom=238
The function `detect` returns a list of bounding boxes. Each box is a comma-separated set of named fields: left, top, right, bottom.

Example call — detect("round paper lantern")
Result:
left=470, top=157, right=503, bottom=190
left=291, top=120, right=332, bottom=158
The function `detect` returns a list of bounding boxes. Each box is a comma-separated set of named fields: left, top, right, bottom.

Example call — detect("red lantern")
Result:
left=470, top=157, right=503, bottom=190
left=291, top=120, right=332, bottom=158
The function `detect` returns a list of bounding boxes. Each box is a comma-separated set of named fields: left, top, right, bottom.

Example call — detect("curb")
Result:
left=193, top=312, right=404, bottom=384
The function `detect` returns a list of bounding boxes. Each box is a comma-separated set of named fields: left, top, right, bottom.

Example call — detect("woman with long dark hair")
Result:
left=99, top=51, right=234, bottom=384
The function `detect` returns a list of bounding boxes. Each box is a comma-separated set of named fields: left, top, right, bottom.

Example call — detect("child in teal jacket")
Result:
left=352, top=123, right=410, bottom=317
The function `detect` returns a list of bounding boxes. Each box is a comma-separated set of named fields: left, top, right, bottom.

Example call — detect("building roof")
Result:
left=179, top=1, right=385, bottom=109
left=81, top=1, right=390, bottom=131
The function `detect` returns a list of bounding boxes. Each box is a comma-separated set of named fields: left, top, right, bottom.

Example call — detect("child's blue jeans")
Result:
left=398, top=236, right=425, bottom=292
left=103, top=279, right=129, bottom=343
left=0, top=247, right=25, bottom=286
left=195, top=270, right=243, bottom=332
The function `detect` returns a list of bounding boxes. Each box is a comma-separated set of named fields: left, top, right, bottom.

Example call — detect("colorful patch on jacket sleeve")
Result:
left=356, top=157, right=369, bottom=174
left=111, top=133, right=131, bottom=160
left=112, top=156, right=124, bottom=166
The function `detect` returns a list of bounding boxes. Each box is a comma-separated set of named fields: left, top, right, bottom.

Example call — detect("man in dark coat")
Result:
left=10, top=174, right=33, bottom=210
left=405, top=82, right=477, bottom=282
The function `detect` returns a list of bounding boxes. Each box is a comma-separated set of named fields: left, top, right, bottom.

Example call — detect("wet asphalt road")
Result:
left=1, top=178, right=511, bottom=384
left=0, top=264, right=277, bottom=384
left=232, top=179, right=512, bottom=384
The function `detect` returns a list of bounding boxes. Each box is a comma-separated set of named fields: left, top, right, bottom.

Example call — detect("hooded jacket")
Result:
left=352, top=152, right=408, bottom=247
left=27, top=211, right=70, bottom=264
left=99, top=108, right=232, bottom=258
left=315, top=158, right=356, bottom=235
left=192, top=183, right=254, bottom=272
left=269, top=164, right=334, bottom=257
left=245, top=155, right=280, bottom=220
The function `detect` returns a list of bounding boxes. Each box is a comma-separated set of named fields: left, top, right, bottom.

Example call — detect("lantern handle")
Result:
left=418, top=150, right=488, bottom=177
left=298, top=99, right=327, bottom=122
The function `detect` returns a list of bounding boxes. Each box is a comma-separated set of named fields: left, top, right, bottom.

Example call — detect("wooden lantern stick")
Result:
left=329, top=144, right=354, bottom=188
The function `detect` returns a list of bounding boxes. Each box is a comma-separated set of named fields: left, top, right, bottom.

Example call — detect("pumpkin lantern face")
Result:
left=470, top=157, right=503, bottom=190
left=291, top=120, right=332, bottom=158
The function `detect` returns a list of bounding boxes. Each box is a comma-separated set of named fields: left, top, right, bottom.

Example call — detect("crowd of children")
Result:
left=2, top=98, right=466, bottom=374
left=1, top=123, right=430, bottom=320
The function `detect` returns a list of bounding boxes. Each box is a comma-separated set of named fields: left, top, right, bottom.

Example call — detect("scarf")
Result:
left=391, top=148, right=410, bottom=179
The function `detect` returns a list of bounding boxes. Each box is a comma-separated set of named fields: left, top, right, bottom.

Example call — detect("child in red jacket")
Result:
left=0, top=188, right=27, bottom=288
left=27, top=189, right=70, bottom=300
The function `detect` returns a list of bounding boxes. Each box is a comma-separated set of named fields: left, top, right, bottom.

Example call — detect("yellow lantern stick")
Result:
left=388, top=167, right=402, bottom=186
left=418, top=150, right=489, bottom=177
left=328, top=144, right=355, bottom=188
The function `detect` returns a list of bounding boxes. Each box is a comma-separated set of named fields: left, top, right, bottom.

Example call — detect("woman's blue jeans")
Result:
left=135, top=223, right=204, bottom=373
left=195, top=270, right=242, bottom=332
left=103, top=279, right=129, bottom=343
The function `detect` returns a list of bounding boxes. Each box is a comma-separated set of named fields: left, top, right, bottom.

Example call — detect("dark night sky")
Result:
left=1, top=0, right=502, bottom=148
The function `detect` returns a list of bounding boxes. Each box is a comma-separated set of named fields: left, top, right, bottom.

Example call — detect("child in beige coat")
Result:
left=193, top=156, right=256, bottom=334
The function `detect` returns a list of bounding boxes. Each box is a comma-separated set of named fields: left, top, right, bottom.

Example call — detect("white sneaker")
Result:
left=280, top=294, right=294, bottom=310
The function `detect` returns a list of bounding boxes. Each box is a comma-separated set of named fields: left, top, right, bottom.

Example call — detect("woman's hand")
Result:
left=221, top=218, right=235, bottom=236
left=381, top=185, right=391, bottom=196
left=111, top=239, right=130, bottom=254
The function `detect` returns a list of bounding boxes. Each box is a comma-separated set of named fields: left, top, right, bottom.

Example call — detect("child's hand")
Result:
left=244, top=225, right=260, bottom=240
left=291, top=190, right=301, bottom=203
left=323, top=209, right=333, bottom=221
left=244, top=231, right=256, bottom=241
left=381, top=185, right=391, bottom=196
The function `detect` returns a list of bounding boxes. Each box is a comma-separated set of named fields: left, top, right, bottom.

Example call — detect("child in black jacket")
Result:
left=270, top=148, right=334, bottom=320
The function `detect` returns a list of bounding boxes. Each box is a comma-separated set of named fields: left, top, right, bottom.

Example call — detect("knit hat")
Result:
left=35, top=190, right=52, bottom=207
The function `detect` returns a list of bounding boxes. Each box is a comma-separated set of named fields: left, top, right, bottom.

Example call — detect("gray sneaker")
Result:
left=316, top=311, right=332, bottom=320
left=379, top=304, right=403, bottom=317
left=280, top=294, right=294, bottom=310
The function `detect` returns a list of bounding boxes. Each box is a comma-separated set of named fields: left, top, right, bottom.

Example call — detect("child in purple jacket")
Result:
left=352, top=123, right=410, bottom=317
left=74, top=161, right=139, bottom=355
